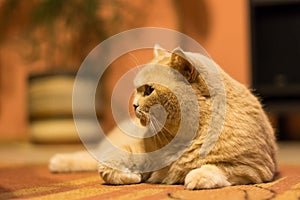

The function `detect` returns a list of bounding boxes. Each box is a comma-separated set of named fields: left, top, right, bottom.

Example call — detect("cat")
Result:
left=49, top=45, right=277, bottom=190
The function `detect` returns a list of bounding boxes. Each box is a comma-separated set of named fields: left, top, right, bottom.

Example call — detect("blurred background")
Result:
left=0, top=0, right=299, bottom=144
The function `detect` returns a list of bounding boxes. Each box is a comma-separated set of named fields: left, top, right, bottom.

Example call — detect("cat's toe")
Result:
left=184, top=165, right=231, bottom=190
left=105, top=171, right=142, bottom=185
left=99, top=168, right=142, bottom=185
left=118, top=172, right=142, bottom=184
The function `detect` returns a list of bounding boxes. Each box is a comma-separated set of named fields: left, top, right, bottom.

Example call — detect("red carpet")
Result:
left=0, top=164, right=299, bottom=200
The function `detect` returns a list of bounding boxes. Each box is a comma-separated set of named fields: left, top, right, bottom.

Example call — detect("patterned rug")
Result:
left=0, top=164, right=299, bottom=200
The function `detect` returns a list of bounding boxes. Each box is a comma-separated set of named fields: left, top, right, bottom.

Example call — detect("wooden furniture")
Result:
left=250, top=0, right=300, bottom=139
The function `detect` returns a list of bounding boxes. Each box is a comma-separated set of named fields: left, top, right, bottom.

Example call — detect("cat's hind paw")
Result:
left=184, top=165, right=231, bottom=190
left=49, top=153, right=73, bottom=173
left=49, top=152, right=98, bottom=173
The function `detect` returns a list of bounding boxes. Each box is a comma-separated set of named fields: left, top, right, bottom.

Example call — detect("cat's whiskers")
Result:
left=128, top=52, right=140, bottom=66
left=129, top=107, right=174, bottom=146
left=149, top=117, right=163, bottom=145
left=149, top=118, right=157, bottom=133
left=150, top=114, right=173, bottom=136
left=149, top=116, right=159, bottom=133
left=128, top=52, right=143, bottom=76
left=150, top=115, right=173, bottom=144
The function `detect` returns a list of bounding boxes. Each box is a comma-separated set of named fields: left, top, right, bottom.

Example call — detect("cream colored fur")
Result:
left=49, top=46, right=277, bottom=190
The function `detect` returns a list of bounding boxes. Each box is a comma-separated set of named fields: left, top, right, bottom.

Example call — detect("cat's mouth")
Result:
left=135, top=110, right=150, bottom=126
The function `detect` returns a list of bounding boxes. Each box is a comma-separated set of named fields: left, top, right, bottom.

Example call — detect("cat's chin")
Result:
left=139, top=117, right=149, bottom=126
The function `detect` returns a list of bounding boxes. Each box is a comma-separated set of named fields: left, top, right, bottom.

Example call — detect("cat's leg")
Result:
left=49, top=151, right=98, bottom=172
left=98, top=163, right=142, bottom=185
left=95, top=125, right=146, bottom=185
left=184, top=164, right=231, bottom=190
left=146, top=166, right=170, bottom=183
left=97, top=143, right=146, bottom=185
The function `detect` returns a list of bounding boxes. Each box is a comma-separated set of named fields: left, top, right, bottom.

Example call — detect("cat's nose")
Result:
left=133, top=104, right=139, bottom=110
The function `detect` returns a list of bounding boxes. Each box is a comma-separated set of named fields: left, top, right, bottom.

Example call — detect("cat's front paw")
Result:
left=99, top=165, right=141, bottom=185
left=184, top=165, right=231, bottom=190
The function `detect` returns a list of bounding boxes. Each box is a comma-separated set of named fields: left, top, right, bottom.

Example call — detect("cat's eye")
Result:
left=144, top=85, right=154, bottom=96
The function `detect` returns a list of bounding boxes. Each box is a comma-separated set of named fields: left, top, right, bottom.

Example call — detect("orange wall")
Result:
left=0, top=0, right=250, bottom=139
left=194, top=0, right=250, bottom=85
left=0, top=46, right=28, bottom=140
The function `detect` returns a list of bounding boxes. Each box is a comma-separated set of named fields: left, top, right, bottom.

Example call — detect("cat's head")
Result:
left=132, top=45, right=205, bottom=134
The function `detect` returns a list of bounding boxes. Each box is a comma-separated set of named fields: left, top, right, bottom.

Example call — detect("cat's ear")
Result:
left=154, top=44, right=166, bottom=57
left=170, top=48, right=199, bottom=83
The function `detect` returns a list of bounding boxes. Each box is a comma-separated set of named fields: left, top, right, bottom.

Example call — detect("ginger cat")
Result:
left=49, top=45, right=277, bottom=190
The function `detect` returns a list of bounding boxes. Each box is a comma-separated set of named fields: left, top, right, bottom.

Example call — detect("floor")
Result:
left=0, top=141, right=299, bottom=165
left=0, top=141, right=299, bottom=199
left=276, top=141, right=300, bottom=165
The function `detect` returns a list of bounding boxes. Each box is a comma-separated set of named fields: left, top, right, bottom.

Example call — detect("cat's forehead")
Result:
left=133, top=63, right=187, bottom=89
